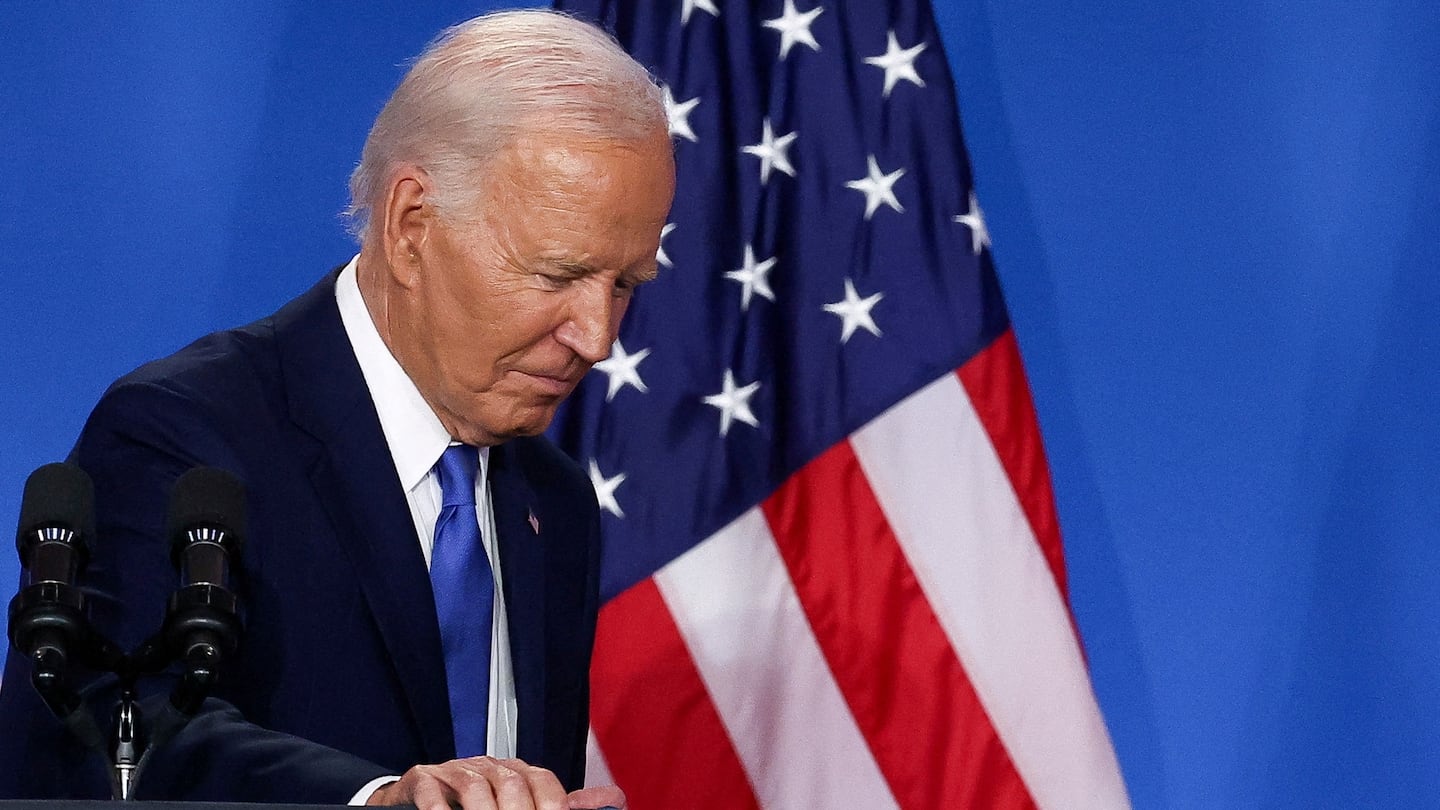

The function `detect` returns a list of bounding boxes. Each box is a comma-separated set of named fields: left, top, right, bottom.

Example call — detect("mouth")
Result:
left=514, top=369, right=580, bottom=397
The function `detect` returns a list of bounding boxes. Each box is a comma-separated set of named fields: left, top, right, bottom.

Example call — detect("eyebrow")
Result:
left=547, top=259, right=659, bottom=284
left=549, top=261, right=594, bottom=277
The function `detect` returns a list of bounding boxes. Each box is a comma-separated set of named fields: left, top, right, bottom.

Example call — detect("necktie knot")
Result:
left=436, top=444, right=479, bottom=508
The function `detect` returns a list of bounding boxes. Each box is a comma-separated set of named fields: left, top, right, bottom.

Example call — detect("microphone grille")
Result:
left=167, top=467, right=247, bottom=554
left=16, top=463, right=95, bottom=552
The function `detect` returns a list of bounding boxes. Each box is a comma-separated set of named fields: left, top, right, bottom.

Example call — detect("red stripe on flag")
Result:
left=958, top=329, right=1069, bottom=598
left=589, top=579, right=761, bottom=810
left=761, top=442, right=1037, bottom=810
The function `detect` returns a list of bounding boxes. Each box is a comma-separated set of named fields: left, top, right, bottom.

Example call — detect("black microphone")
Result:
left=161, top=467, right=246, bottom=710
left=7, top=462, right=96, bottom=689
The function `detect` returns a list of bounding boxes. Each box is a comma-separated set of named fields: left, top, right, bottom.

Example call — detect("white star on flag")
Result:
left=845, top=155, right=905, bottom=219
left=762, top=0, right=823, bottom=60
left=662, top=85, right=700, bottom=143
left=952, top=191, right=990, bottom=255
left=864, top=30, right=927, bottom=97
left=702, top=369, right=762, bottom=437
left=656, top=222, right=677, bottom=268
left=741, top=118, right=798, bottom=184
left=593, top=339, right=651, bottom=401
left=724, top=245, right=777, bottom=310
left=823, top=279, right=884, bottom=343
left=587, top=459, right=627, bottom=518
left=681, top=0, right=719, bottom=25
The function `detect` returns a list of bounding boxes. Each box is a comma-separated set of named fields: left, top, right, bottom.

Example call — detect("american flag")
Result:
left=547, top=1, right=1129, bottom=807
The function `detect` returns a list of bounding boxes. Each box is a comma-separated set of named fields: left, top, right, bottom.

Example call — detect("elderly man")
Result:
left=0, top=10, right=674, bottom=810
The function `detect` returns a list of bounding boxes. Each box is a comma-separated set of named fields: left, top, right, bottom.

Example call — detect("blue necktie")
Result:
left=431, top=444, right=494, bottom=758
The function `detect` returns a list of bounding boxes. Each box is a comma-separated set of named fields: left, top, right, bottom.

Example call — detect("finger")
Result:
left=450, top=764, right=501, bottom=810
left=499, top=758, right=566, bottom=810
left=410, top=770, right=462, bottom=810
left=465, top=757, right=533, bottom=810
left=566, top=785, right=626, bottom=810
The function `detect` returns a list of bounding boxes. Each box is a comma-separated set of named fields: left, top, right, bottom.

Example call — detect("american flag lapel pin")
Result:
left=527, top=508, right=540, bottom=535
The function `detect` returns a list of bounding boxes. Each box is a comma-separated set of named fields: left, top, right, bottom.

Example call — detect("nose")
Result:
left=555, top=283, right=619, bottom=364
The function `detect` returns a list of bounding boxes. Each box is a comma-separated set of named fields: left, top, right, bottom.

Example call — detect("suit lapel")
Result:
left=490, top=442, right=548, bottom=764
left=273, top=271, right=454, bottom=762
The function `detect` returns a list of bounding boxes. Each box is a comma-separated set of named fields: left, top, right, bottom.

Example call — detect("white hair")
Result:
left=346, top=9, right=666, bottom=243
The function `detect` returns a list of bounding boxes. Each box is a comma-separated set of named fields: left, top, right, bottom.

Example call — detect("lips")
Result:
left=515, top=369, right=579, bottom=397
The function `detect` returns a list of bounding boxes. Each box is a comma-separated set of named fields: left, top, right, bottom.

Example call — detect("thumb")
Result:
left=567, top=784, right=627, bottom=809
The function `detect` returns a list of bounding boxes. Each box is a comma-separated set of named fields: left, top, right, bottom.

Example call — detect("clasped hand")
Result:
left=368, top=756, right=626, bottom=810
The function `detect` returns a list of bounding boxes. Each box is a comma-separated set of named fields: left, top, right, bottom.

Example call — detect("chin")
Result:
left=468, top=409, right=557, bottom=444
left=512, top=412, right=559, bottom=437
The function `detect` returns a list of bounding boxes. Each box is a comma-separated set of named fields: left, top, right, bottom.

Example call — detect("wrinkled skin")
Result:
left=368, top=756, right=626, bottom=810
left=359, top=128, right=676, bottom=447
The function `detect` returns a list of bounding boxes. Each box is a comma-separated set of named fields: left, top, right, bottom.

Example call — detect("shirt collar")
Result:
left=334, top=255, right=454, bottom=491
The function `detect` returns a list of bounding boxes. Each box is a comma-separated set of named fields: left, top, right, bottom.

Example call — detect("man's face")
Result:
left=395, top=131, right=676, bottom=446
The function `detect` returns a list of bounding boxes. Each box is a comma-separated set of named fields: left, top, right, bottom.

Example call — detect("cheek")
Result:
left=492, top=293, right=577, bottom=356
left=508, top=298, right=567, bottom=340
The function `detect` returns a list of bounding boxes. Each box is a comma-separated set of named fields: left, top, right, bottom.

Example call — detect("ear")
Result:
left=379, top=165, right=433, bottom=288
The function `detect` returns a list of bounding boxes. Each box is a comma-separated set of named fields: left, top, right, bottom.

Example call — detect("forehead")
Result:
left=478, top=133, right=675, bottom=236
left=495, top=132, right=670, bottom=193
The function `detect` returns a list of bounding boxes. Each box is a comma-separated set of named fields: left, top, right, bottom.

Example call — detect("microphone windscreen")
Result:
left=16, top=462, right=95, bottom=552
left=167, top=467, right=247, bottom=557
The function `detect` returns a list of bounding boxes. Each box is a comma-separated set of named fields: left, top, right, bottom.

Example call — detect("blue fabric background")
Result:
left=2, top=2, right=1437, bottom=806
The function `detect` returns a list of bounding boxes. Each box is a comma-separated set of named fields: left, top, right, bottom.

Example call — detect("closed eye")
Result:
left=614, top=269, right=659, bottom=298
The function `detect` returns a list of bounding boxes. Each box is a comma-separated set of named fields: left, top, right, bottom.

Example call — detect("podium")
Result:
left=0, top=795, right=613, bottom=801
left=0, top=805, right=353, bottom=810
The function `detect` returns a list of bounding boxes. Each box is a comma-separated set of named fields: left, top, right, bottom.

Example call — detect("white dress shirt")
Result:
left=335, top=257, right=517, bottom=799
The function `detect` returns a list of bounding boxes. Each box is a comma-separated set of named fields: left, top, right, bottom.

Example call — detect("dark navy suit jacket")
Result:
left=0, top=270, right=602, bottom=800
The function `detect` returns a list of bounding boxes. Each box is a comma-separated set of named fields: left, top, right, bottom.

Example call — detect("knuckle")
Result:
left=492, top=766, right=525, bottom=786
left=472, top=755, right=501, bottom=770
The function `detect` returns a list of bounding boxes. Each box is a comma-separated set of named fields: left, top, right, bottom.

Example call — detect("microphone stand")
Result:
left=111, top=686, right=142, bottom=800
left=9, top=464, right=245, bottom=800
left=10, top=572, right=241, bottom=800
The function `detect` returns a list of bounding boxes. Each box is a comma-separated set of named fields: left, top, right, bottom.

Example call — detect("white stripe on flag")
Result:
left=656, top=509, right=900, bottom=810
left=851, top=372, right=1131, bottom=810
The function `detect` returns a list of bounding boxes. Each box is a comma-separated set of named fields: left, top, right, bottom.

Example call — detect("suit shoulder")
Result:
left=100, top=320, right=277, bottom=412
left=104, top=270, right=339, bottom=405
left=75, top=319, right=283, bottom=464
left=98, top=269, right=342, bottom=419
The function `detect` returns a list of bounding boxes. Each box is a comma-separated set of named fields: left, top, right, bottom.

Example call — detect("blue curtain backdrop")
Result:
left=3, top=2, right=1437, bottom=806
